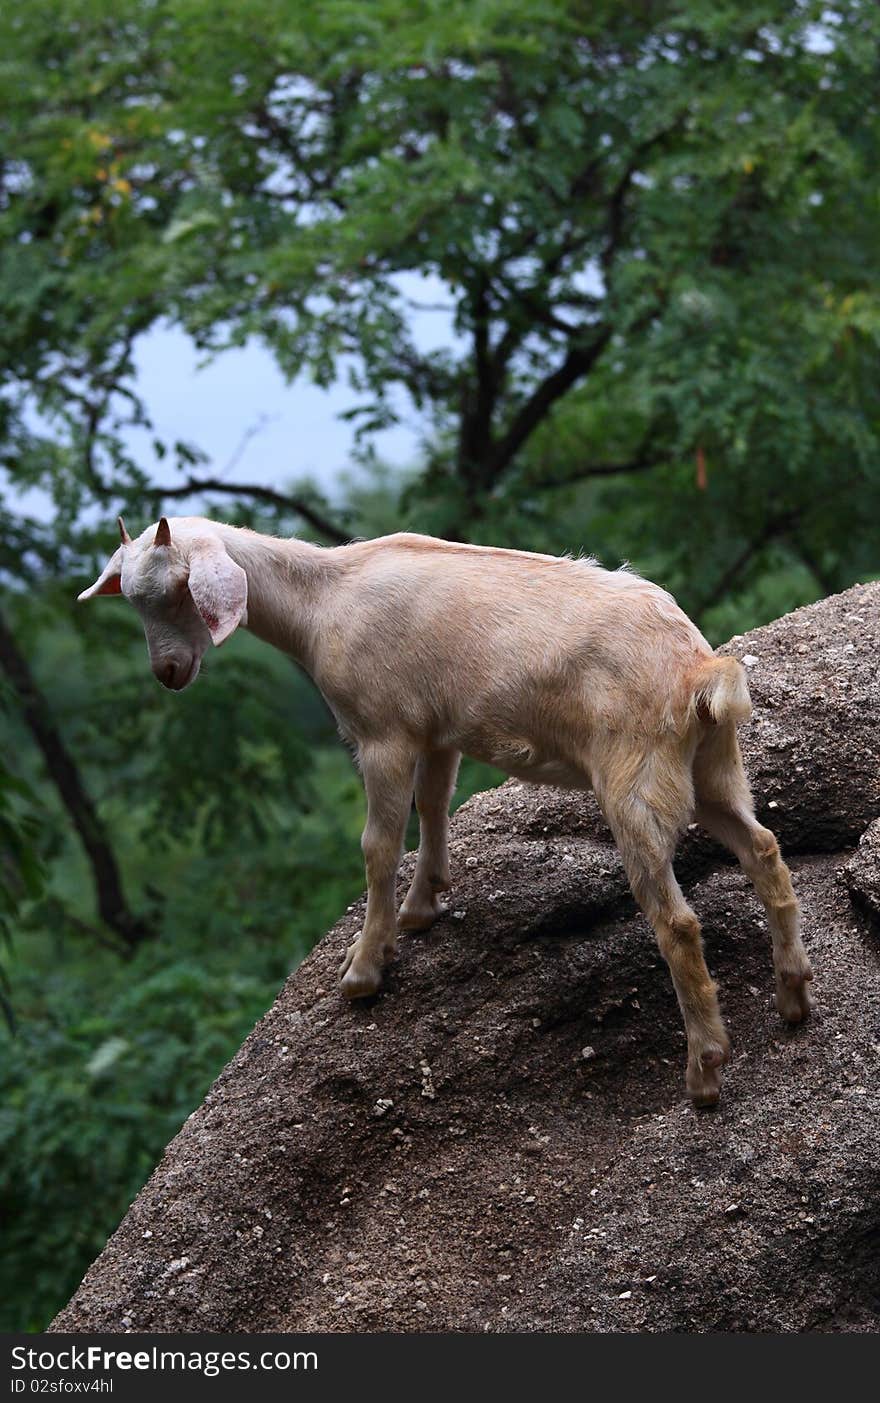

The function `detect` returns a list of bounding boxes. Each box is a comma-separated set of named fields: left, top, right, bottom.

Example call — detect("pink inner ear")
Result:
left=78, top=547, right=125, bottom=601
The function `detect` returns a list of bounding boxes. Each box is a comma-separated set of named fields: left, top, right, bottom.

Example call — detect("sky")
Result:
left=128, top=323, right=421, bottom=503
left=8, top=271, right=461, bottom=522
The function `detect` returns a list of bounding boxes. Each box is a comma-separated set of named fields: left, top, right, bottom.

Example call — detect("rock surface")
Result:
left=52, top=583, right=880, bottom=1334
left=844, top=820, right=880, bottom=922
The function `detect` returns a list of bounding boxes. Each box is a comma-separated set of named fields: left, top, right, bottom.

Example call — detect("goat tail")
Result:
left=692, top=654, right=752, bottom=726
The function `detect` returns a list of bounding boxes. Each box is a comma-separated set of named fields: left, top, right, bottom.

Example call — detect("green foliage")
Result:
left=0, top=755, right=46, bottom=1030
left=3, top=0, right=879, bottom=602
left=0, top=938, right=279, bottom=1332
left=0, top=742, right=367, bottom=1331
left=0, top=762, right=45, bottom=947
left=1, top=0, right=879, bottom=1334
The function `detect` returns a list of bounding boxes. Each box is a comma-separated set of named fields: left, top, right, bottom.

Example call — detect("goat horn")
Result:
left=117, top=516, right=132, bottom=545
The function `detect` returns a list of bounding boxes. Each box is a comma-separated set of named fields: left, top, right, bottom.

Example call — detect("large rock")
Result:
left=52, top=583, right=880, bottom=1334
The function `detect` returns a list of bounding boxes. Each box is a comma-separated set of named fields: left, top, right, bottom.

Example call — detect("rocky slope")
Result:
left=52, top=582, right=880, bottom=1333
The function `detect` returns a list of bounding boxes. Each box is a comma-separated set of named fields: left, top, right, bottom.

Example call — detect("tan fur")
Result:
left=80, top=518, right=813, bottom=1106
left=692, top=655, right=753, bottom=725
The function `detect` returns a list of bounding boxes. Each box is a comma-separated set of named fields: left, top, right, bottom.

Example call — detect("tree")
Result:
left=0, top=606, right=149, bottom=950
left=1, top=1, right=878, bottom=549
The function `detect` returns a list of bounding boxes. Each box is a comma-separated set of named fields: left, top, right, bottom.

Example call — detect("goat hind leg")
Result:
left=602, top=787, right=730, bottom=1107
left=697, top=801, right=812, bottom=1023
left=694, top=724, right=812, bottom=1024
left=399, top=747, right=460, bottom=931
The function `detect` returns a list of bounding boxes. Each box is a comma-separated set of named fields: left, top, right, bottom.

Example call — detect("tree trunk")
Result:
left=0, top=607, right=152, bottom=951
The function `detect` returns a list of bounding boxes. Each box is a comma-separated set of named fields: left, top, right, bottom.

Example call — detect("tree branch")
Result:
left=524, top=455, right=668, bottom=492
left=391, top=346, right=460, bottom=407
left=149, top=478, right=352, bottom=545
left=792, top=534, right=837, bottom=596
left=457, top=275, right=499, bottom=486
left=0, top=607, right=153, bottom=953
left=252, top=102, right=346, bottom=211
left=485, top=327, right=613, bottom=486
left=602, top=117, right=688, bottom=278
left=695, top=510, right=800, bottom=620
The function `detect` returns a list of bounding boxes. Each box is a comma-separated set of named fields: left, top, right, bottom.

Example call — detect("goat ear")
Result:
left=154, top=517, right=172, bottom=548
left=78, top=546, right=124, bottom=601
left=187, top=540, right=247, bottom=646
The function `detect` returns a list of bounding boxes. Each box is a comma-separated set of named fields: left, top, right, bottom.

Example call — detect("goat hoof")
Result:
left=340, top=964, right=383, bottom=999
left=774, top=982, right=814, bottom=1026
left=773, top=967, right=813, bottom=1024
left=339, top=937, right=392, bottom=999
left=686, top=1042, right=729, bottom=1109
left=398, top=891, right=447, bottom=931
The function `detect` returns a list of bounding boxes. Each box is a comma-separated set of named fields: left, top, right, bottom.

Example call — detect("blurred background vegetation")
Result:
left=2, top=0, right=879, bottom=1329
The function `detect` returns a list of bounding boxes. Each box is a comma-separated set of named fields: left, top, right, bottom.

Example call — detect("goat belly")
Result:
left=457, top=728, right=590, bottom=790
left=506, top=754, right=592, bottom=788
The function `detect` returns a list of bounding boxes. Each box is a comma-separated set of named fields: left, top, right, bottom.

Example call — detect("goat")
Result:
left=79, top=515, right=813, bottom=1106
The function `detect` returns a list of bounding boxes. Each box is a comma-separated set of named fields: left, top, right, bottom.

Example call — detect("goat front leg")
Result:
left=399, top=746, right=461, bottom=931
left=340, top=742, right=416, bottom=999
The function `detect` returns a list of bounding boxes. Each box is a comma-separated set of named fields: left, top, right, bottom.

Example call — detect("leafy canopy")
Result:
left=2, top=0, right=878, bottom=590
